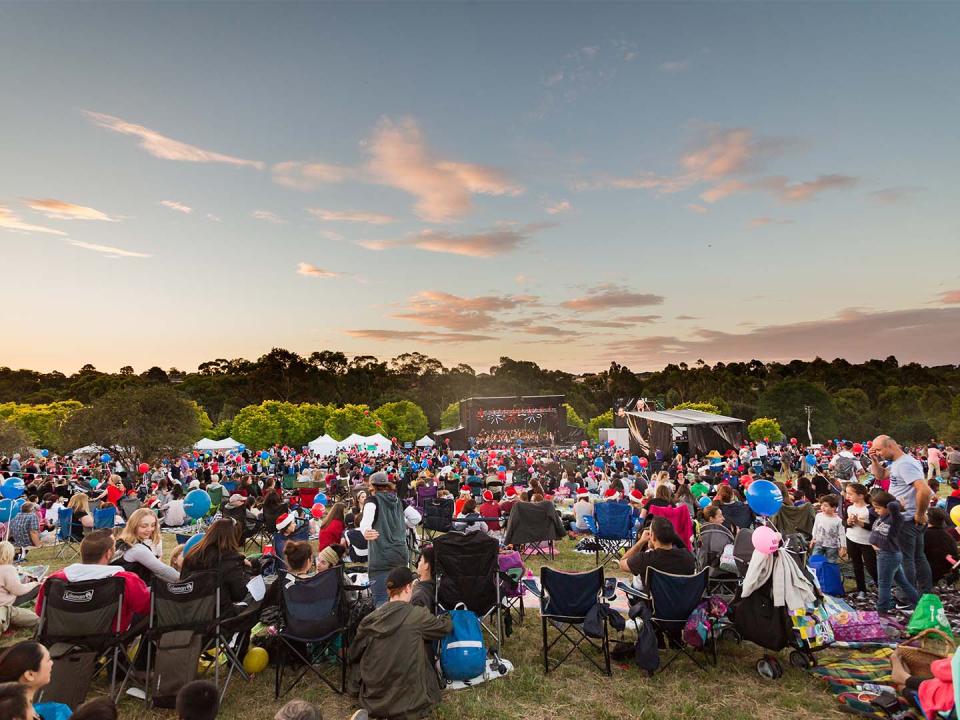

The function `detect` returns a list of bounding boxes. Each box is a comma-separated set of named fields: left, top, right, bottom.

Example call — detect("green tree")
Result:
left=374, top=401, right=429, bottom=441
left=210, top=418, right=233, bottom=440
left=61, top=385, right=201, bottom=466
left=230, top=401, right=311, bottom=448
left=190, top=401, right=214, bottom=439
left=586, top=410, right=614, bottom=442
left=833, top=388, right=877, bottom=440
left=299, top=403, right=335, bottom=441
left=671, top=402, right=722, bottom=415
left=0, top=418, right=30, bottom=456
left=758, top=380, right=838, bottom=442
left=324, top=404, right=378, bottom=440
left=748, top=417, right=783, bottom=442
left=563, top=403, right=586, bottom=430
left=0, top=400, right=83, bottom=450
left=440, top=402, right=461, bottom=429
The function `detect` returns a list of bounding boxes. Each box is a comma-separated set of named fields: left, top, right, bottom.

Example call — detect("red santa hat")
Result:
left=460, top=485, right=472, bottom=495
left=482, top=489, right=494, bottom=502
left=603, top=488, right=621, bottom=501
left=628, top=489, right=644, bottom=504
left=504, top=485, right=518, bottom=498
left=275, top=512, right=296, bottom=532
left=576, top=487, right=589, bottom=498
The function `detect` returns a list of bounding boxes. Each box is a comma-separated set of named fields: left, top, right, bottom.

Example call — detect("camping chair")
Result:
left=644, top=566, right=712, bottom=672
left=504, top=501, right=565, bottom=560
left=275, top=566, right=349, bottom=698
left=54, top=507, right=80, bottom=560
left=420, top=496, right=454, bottom=541
left=434, top=531, right=504, bottom=652
left=539, top=566, right=611, bottom=676
left=697, top=524, right=740, bottom=598
left=270, top=523, right=311, bottom=573
left=118, top=495, right=141, bottom=523
left=498, top=550, right=526, bottom=631
left=36, top=575, right=130, bottom=705
left=93, top=505, right=117, bottom=530
left=221, top=503, right=265, bottom=551
left=206, top=486, right=224, bottom=513
left=583, top=502, right=636, bottom=567
left=414, top=484, right=438, bottom=514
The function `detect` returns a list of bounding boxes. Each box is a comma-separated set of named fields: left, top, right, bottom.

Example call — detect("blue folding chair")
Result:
left=540, top=566, right=611, bottom=675
left=583, top=501, right=635, bottom=567
left=55, top=507, right=81, bottom=559
left=93, top=505, right=117, bottom=530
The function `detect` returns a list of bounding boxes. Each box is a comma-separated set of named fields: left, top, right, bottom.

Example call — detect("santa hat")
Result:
left=504, top=486, right=518, bottom=498
left=275, top=512, right=296, bottom=532
left=603, top=488, right=621, bottom=501
left=628, top=489, right=644, bottom=504
left=460, top=485, right=472, bottom=495
left=576, top=487, right=589, bottom=498
left=482, top=489, right=494, bottom=502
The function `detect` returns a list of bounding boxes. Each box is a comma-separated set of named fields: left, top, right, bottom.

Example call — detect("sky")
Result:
left=1, top=2, right=958, bottom=376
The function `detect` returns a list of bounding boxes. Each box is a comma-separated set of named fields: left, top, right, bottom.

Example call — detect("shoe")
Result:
left=855, top=591, right=867, bottom=601
left=349, top=712, right=370, bottom=720
left=895, top=601, right=915, bottom=611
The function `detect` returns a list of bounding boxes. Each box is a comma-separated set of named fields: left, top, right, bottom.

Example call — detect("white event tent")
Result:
left=308, top=434, right=339, bottom=455
left=193, top=437, right=241, bottom=451
left=415, top=435, right=435, bottom=448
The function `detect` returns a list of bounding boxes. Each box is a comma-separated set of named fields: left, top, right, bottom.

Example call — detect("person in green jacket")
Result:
left=360, top=472, right=409, bottom=607
left=348, top=566, right=452, bottom=720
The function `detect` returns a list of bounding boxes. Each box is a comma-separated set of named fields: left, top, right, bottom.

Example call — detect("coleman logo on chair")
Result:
left=169, top=582, right=194, bottom=594
left=63, top=590, right=95, bottom=603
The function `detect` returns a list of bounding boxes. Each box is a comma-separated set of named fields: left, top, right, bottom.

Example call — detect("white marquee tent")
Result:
left=193, top=437, right=241, bottom=451
left=337, top=433, right=368, bottom=450
left=415, top=435, right=435, bottom=447
left=364, top=433, right=393, bottom=454
left=308, top=434, right=339, bottom=455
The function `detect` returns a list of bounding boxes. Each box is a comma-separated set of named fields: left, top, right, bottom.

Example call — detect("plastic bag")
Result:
left=907, top=594, right=954, bottom=638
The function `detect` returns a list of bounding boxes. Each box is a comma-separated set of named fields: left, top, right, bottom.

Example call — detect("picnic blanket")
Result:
left=808, top=648, right=915, bottom=717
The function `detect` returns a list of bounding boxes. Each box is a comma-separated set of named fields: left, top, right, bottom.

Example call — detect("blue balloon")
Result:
left=0, top=498, right=24, bottom=522
left=188, top=460, right=196, bottom=469
left=260, top=450, right=269, bottom=460
left=1, top=477, right=26, bottom=499
left=40, top=449, right=49, bottom=458
left=805, top=454, right=816, bottom=465
left=594, top=458, right=604, bottom=468
left=183, top=489, right=212, bottom=519
left=363, top=465, right=373, bottom=475
left=631, top=455, right=640, bottom=466
left=497, top=465, right=506, bottom=472
left=314, top=493, right=328, bottom=507
left=745, top=479, right=783, bottom=517
left=183, top=532, right=205, bottom=556
left=238, top=444, right=246, bottom=452
left=698, top=496, right=712, bottom=509
left=100, top=453, right=111, bottom=463
left=441, top=455, right=448, bottom=464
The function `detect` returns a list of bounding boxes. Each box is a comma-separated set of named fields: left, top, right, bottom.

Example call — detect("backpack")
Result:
left=732, top=577, right=792, bottom=651
left=834, top=455, right=856, bottom=481
left=439, top=605, right=487, bottom=681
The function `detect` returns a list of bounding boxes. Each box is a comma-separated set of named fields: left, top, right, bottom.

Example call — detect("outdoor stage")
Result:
left=459, top=395, right=569, bottom=447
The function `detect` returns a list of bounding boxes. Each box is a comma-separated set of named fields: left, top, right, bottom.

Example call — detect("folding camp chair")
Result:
left=583, top=502, right=636, bottom=567
left=498, top=550, right=526, bottom=631
left=271, top=523, right=311, bottom=569
left=206, top=486, right=224, bottom=513
left=539, top=566, right=611, bottom=676
left=434, top=531, right=505, bottom=652
left=420, top=495, right=454, bottom=542
left=93, top=505, right=117, bottom=530
left=504, top=501, right=564, bottom=561
left=275, top=566, right=349, bottom=698
left=54, top=507, right=81, bottom=560
left=414, top=484, right=438, bottom=514
left=36, top=575, right=130, bottom=705
left=644, top=566, right=711, bottom=672
left=221, top=503, right=265, bottom=551
left=696, top=524, right=740, bottom=598
left=118, top=495, right=141, bottom=523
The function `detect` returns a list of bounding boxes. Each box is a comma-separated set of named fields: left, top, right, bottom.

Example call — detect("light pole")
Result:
left=804, top=405, right=813, bottom=446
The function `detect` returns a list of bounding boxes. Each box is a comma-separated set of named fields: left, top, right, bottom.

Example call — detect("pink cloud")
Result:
left=749, top=216, right=794, bottom=227
left=366, top=117, right=523, bottom=222
left=159, top=200, right=193, bottom=214
left=561, top=284, right=664, bottom=312
left=307, top=208, right=396, bottom=225
left=938, top=290, right=960, bottom=305
left=0, top=205, right=67, bottom=235
left=68, top=240, right=150, bottom=258
left=686, top=204, right=708, bottom=214
left=24, top=198, right=117, bottom=221
left=546, top=200, right=571, bottom=214
left=393, top=290, right=538, bottom=331
left=700, top=179, right=750, bottom=203
left=870, top=186, right=921, bottom=205
left=251, top=209, right=285, bottom=224
left=346, top=329, right=495, bottom=343
left=759, top=174, right=858, bottom=202
left=271, top=161, right=353, bottom=190
left=83, top=110, right=263, bottom=169
left=359, top=223, right=548, bottom=257
left=296, top=262, right=341, bottom=278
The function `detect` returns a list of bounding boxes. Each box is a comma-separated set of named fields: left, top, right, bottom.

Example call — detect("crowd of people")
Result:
left=0, top=431, right=958, bottom=719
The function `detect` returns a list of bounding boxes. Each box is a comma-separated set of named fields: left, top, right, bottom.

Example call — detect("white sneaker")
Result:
left=855, top=591, right=867, bottom=601
left=350, top=711, right=370, bottom=720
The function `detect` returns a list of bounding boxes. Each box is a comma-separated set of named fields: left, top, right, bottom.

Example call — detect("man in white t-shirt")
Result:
left=869, top=435, right=933, bottom=594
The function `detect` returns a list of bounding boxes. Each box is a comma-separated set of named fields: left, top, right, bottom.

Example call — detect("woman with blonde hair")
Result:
left=0, top=542, right=40, bottom=631
left=67, top=493, right=94, bottom=541
left=114, top=508, right=179, bottom=583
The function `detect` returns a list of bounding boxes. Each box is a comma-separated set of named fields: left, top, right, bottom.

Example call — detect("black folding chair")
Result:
left=539, top=566, right=611, bottom=676
left=434, top=531, right=504, bottom=652
left=36, top=575, right=130, bottom=703
left=420, top=496, right=454, bottom=542
left=645, top=566, right=712, bottom=672
left=222, top=503, right=266, bottom=551
left=275, top=566, right=349, bottom=698
left=118, top=496, right=141, bottom=523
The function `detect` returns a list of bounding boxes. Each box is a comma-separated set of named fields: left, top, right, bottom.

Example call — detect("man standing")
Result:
left=869, top=435, right=933, bottom=594
left=359, top=471, right=409, bottom=607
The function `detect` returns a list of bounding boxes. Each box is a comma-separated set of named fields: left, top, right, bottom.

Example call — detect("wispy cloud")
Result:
left=758, top=174, right=858, bottom=202
left=675, top=315, right=700, bottom=321
left=359, top=222, right=549, bottom=258
left=251, top=209, right=285, bottom=224
left=271, top=161, right=353, bottom=191
left=618, top=314, right=662, bottom=324
left=367, top=117, right=523, bottom=222
left=686, top=203, right=708, bottom=214
left=346, top=329, right=495, bottom=343
left=561, top=284, right=664, bottom=312
left=658, top=59, right=689, bottom=74
left=83, top=110, right=263, bottom=169
left=393, top=290, right=537, bottom=331
left=23, top=198, right=117, bottom=222
left=296, top=262, right=341, bottom=278
left=546, top=200, right=571, bottom=215
left=159, top=200, right=193, bottom=214
left=869, top=186, right=922, bottom=205
left=937, top=290, right=960, bottom=305
left=206, top=213, right=222, bottom=222
left=749, top=216, right=794, bottom=228
left=307, top=208, right=396, bottom=225
left=0, top=206, right=67, bottom=235
left=68, top=240, right=150, bottom=258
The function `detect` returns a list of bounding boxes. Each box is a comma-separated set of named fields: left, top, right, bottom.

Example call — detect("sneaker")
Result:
left=349, top=712, right=370, bottom=720
left=855, top=591, right=867, bottom=601
left=895, top=601, right=915, bottom=611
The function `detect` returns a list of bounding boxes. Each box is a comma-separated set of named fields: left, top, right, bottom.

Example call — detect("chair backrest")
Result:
left=280, top=566, right=345, bottom=640
left=594, top=502, right=633, bottom=540
left=423, top=496, right=455, bottom=531
left=273, top=523, right=310, bottom=563
left=119, top=496, right=141, bottom=521
left=56, top=507, right=74, bottom=542
left=645, top=566, right=709, bottom=623
left=434, top=531, right=499, bottom=614
left=92, top=506, right=116, bottom=530
left=540, top=566, right=603, bottom=620
left=152, top=570, right=220, bottom=631
left=38, top=576, right=125, bottom=645
left=207, top=486, right=224, bottom=509
left=415, top=484, right=438, bottom=511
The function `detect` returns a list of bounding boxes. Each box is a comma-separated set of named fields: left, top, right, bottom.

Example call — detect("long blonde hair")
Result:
left=0, top=541, right=15, bottom=566
left=118, top=507, right=160, bottom=547
left=68, top=494, right=90, bottom=514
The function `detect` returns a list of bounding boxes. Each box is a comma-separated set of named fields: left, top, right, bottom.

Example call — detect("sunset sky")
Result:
left=2, top=2, right=958, bottom=375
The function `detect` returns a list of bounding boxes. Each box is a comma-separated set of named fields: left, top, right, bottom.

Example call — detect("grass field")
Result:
left=10, top=535, right=848, bottom=720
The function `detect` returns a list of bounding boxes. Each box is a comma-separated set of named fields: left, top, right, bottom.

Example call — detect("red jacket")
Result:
left=478, top=500, right=502, bottom=531
left=36, top=564, right=150, bottom=632
left=317, top=518, right=345, bottom=553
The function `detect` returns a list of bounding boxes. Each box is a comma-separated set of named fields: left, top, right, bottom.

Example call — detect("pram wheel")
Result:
left=788, top=650, right=815, bottom=669
left=718, top=627, right=741, bottom=644
left=756, top=656, right=783, bottom=679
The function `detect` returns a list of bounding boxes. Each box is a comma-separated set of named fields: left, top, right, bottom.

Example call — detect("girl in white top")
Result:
left=843, top=482, right=878, bottom=598
left=114, top=508, right=180, bottom=583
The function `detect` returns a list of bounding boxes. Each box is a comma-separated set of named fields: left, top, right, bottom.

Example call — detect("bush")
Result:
left=748, top=417, right=782, bottom=443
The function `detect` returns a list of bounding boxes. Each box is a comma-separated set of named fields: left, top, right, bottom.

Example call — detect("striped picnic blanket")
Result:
left=808, top=648, right=915, bottom=717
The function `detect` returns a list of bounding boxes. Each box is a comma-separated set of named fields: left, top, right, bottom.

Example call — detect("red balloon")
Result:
left=790, top=437, right=797, bottom=445
left=137, top=463, right=149, bottom=474
left=639, top=457, right=649, bottom=467
left=764, top=437, right=769, bottom=442
left=852, top=443, right=863, bottom=454
left=246, top=464, right=253, bottom=473
left=608, top=439, right=616, bottom=447
left=311, top=504, right=325, bottom=518
left=527, top=457, right=534, bottom=465
left=581, top=441, right=588, bottom=448
left=497, top=471, right=506, bottom=480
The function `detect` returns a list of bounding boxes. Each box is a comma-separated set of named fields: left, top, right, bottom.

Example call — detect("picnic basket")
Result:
left=896, top=628, right=957, bottom=677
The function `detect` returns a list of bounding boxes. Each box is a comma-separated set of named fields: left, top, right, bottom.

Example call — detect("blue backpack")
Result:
left=439, top=605, right=487, bottom=681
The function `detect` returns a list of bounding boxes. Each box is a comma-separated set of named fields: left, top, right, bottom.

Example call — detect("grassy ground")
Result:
left=11, top=535, right=848, bottom=720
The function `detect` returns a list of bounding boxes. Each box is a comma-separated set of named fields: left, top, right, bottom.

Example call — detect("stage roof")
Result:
left=625, top=409, right=743, bottom=425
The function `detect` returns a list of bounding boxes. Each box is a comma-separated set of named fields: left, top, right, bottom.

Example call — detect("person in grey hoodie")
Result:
left=359, top=472, right=409, bottom=607
left=869, top=490, right=919, bottom=614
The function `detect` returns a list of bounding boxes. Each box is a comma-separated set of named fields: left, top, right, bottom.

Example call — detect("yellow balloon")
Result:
left=242, top=646, right=269, bottom=675
left=950, top=505, right=960, bottom=528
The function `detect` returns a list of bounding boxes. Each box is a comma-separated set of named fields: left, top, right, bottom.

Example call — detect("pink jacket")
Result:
left=647, top=504, right=694, bottom=550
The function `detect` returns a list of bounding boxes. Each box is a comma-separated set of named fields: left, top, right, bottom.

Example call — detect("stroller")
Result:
left=731, top=534, right=833, bottom=678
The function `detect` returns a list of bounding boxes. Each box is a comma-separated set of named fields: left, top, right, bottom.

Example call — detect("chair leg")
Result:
left=603, top=619, right=611, bottom=676
left=541, top=617, right=550, bottom=673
